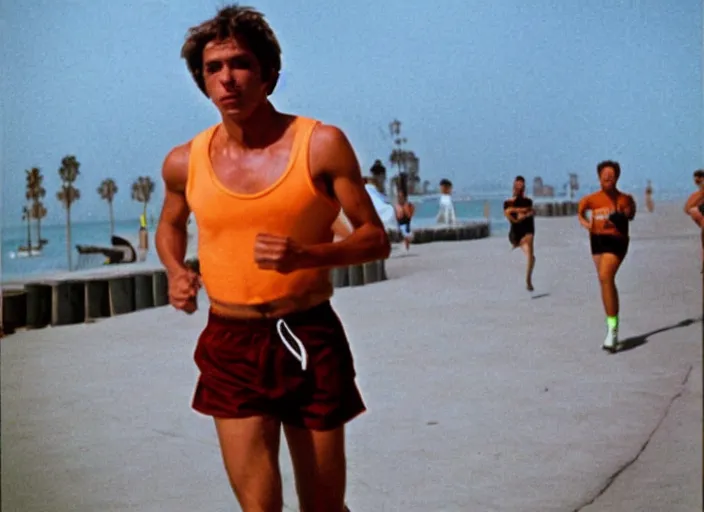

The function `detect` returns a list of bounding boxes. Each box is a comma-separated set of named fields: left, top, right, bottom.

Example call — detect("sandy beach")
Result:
left=2, top=201, right=701, bottom=512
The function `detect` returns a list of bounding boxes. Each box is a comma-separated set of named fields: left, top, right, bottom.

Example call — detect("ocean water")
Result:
left=0, top=196, right=515, bottom=280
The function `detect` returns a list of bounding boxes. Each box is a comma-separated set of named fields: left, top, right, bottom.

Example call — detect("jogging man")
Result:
left=577, top=161, right=636, bottom=352
left=155, top=5, right=390, bottom=511
left=683, top=169, right=704, bottom=271
left=503, top=175, right=536, bottom=291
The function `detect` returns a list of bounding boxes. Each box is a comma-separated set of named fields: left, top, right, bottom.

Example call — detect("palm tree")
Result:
left=97, top=178, right=119, bottom=237
left=57, top=155, right=81, bottom=270
left=25, top=167, right=47, bottom=246
left=406, top=151, right=419, bottom=195
left=131, top=176, right=155, bottom=225
left=30, top=202, right=47, bottom=240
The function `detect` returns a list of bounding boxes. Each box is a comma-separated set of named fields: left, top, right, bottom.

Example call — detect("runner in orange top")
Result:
left=683, top=169, right=704, bottom=271
left=154, top=6, right=389, bottom=511
left=577, top=160, right=636, bottom=352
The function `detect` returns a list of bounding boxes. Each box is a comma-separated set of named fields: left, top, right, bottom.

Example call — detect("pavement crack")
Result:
left=572, top=364, right=693, bottom=512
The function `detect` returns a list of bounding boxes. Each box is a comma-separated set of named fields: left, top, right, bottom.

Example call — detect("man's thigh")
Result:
left=284, top=424, right=347, bottom=512
left=214, top=415, right=283, bottom=512
left=519, top=233, right=534, bottom=254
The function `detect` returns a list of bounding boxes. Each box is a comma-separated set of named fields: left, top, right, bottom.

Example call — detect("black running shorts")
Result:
left=590, top=234, right=629, bottom=259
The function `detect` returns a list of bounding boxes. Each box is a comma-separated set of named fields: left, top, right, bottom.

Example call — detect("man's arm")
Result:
left=503, top=201, right=519, bottom=224
left=504, top=209, right=519, bottom=224
left=623, top=194, right=637, bottom=220
left=301, top=125, right=390, bottom=268
left=524, top=199, right=535, bottom=217
left=155, top=143, right=192, bottom=274
left=577, top=196, right=592, bottom=230
left=684, top=190, right=704, bottom=213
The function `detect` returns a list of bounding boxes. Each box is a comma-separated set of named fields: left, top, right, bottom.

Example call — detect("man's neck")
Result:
left=603, top=188, right=619, bottom=199
left=220, top=101, right=282, bottom=149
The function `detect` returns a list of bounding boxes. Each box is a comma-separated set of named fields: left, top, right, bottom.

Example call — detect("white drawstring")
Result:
left=276, top=319, right=308, bottom=371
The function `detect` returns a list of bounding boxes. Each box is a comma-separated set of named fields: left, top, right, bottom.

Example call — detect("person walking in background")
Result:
left=436, top=178, right=457, bottom=225
left=503, top=175, right=536, bottom=291
left=644, top=180, right=654, bottom=213
left=394, top=188, right=415, bottom=252
left=577, top=161, right=636, bottom=353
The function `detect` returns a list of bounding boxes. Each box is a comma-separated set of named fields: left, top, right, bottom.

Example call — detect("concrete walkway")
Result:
left=2, top=202, right=701, bottom=511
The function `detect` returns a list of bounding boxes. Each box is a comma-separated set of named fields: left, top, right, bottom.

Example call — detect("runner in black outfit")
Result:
left=504, top=176, right=536, bottom=291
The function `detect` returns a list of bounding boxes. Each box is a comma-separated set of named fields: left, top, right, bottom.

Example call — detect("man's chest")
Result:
left=210, top=149, right=292, bottom=195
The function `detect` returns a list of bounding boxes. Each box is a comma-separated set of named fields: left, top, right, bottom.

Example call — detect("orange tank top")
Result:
left=185, top=116, right=340, bottom=306
left=581, top=190, right=634, bottom=237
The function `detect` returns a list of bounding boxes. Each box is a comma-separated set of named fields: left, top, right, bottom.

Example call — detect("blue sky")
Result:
left=1, top=0, right=702, bottom=227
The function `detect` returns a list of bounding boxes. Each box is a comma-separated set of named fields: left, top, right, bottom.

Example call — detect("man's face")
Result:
left=202, top=38, right=271, bottom=119
left=695, top=175, right=703, bottom=189
left=599, top=166, right=618, bottom=191
left=513, top=179, right=525, bottom=195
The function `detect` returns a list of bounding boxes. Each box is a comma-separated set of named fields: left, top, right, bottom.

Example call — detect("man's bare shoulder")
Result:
left=162, top=141, right=193, bottom=191
left=578, top=191, right=595, bottom=207
left=622, top=191, right=636, bottom=203
left=309, top=123, right=349, bottom=154
left=688, top=189, right=704, bottom=201
left=308, top=123, right=358, bottom=177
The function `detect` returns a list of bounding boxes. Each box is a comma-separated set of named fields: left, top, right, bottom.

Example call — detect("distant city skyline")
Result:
left=1, top=0, right=702, bottom=229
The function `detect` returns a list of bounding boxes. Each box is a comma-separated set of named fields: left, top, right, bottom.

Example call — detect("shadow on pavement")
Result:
left=617, top=317, right=702, bottom=353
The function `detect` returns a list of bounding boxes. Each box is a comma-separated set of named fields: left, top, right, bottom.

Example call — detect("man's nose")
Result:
left=219, top=66, right=236, bottom=86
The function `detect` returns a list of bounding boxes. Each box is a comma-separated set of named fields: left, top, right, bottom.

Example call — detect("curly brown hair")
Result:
left=597, top=160, right=621, bottom=179
left=181, top=4, right=282, bottom=97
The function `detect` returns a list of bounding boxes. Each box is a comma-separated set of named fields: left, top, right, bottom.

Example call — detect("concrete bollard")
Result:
left=24, top=283, right=52, bottom=329
left=84, top=279, right=111, bottom=321
left=2, top=289, right=27, bottom=334
left=362, top=261, right=380, bottom=284
left=387, top=230, right=401, bottom=244
left=109, top=276, right=136, bottom=316
left=348, top=264, right=365, bottom=287
left=417, top=229, right=435, bottom=244
left=134, top=273, right=155, bottom=310
left=331, top=267, right=349, bottom=288
left=152, top=270, right=169, bottom=307
left=441, top=227, right=455, bottom=241
left=51, top=280, right=86, bottom=326
left=379, top=259, right=388, bottom=281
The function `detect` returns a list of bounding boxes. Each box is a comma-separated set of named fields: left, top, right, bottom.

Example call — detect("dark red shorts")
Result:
left=192, top=301, right=366, bottom=431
